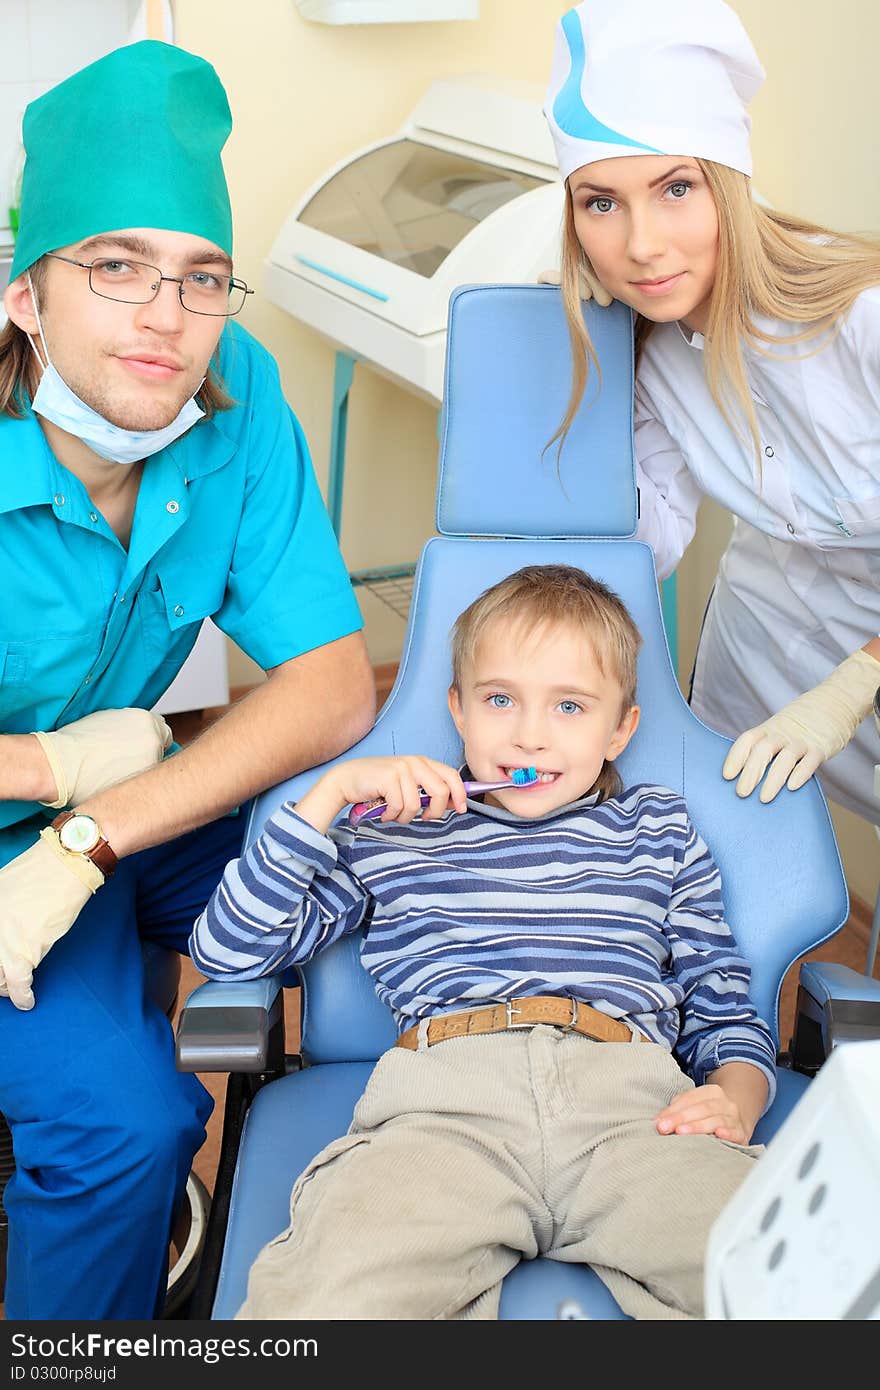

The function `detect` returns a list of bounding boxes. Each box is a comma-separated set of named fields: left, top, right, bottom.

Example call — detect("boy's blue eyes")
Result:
left=486, top=694, right=582, bottom=714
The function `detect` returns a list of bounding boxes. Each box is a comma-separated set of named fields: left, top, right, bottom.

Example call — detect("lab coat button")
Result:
left=166, top=500, right=180, bottom=514
left=173, top=604, right=185, bottom=618
left=786, top=523, right=795, bottom=535
left=764, top=446, right=774, bottom=458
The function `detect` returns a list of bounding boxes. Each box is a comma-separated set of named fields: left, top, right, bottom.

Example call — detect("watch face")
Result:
left=59, top=815, right=101, bottom=854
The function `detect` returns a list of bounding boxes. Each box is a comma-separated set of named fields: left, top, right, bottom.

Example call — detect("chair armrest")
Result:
left=800, top=961, right=880, bottom=1007
left=175, top=979, right=285, bottom=1074
left=790, top=962, right=880, bottom=1075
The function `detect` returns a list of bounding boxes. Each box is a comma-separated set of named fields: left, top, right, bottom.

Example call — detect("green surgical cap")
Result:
left=11, top=40, right=233, bottom=280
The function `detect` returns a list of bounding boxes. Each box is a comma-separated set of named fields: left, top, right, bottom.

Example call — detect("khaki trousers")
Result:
left=237, top=1026, right=763, bottom=1321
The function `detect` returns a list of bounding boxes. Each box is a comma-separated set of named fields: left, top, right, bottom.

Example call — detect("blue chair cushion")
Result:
left=437, top=287, right=638, bottom=539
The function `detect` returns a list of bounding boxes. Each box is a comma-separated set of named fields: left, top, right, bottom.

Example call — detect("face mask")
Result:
left=26, top=272, right=204, bottom=465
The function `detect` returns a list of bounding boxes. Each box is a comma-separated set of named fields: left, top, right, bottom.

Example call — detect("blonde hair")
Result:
left=0, top=257, right=235, bottom=419
left=450, top=563, right=641, bottom=802
left=552, top=160, right=880, bottom=461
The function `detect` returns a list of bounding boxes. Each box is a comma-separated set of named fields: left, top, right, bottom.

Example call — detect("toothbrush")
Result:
left=349, top=767, right=539, bottom=826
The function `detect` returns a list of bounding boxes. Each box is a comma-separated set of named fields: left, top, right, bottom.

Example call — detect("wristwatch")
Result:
left=50, top=811, right=118, bottom=879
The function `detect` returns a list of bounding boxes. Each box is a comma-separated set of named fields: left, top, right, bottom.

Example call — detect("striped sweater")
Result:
left=191, top=783, right=776, bottom=1100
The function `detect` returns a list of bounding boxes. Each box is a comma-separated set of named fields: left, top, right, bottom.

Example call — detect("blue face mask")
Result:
left=26, top=272, right=204, bottom=465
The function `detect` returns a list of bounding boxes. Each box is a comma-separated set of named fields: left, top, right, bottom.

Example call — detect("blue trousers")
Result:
left=0, top=810, right=246, bottom=1320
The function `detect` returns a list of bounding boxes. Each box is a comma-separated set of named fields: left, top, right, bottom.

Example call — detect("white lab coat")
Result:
left=635, top=286, right=880, bottom=823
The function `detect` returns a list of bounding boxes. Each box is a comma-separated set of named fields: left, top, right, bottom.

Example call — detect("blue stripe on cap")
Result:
left=553, top=8, right=660, bottom=155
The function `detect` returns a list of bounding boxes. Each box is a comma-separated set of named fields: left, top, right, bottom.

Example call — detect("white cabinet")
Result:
left=265, top=74, right=563, bottom=403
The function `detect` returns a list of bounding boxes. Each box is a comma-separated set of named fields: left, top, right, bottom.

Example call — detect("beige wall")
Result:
left=174, top=0, right=880, bottom=908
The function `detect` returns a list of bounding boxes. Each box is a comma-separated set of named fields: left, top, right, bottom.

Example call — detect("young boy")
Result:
left=191, top=564, right=775, bottom=1321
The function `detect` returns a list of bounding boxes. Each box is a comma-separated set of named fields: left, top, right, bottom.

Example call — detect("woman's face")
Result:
left=569, top=154, right=719, bottom=333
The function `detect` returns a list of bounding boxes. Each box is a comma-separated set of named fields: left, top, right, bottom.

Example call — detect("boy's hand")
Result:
left=334, top=756, right=468, bottom=823
left=654, top=1083, right=751, bottom=1144
left=297, top=756, right=468, bottom=833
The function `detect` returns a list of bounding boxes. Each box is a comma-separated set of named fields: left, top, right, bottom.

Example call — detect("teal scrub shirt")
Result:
left=0, top=321, right=364, bottom=839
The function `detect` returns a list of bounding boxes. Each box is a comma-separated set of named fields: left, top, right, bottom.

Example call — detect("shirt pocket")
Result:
left=0, top=640, right=28, bottom=689
left=0, top=639, right=30, bottom=724
left=832, top=494, right=880, bottom=539
left=0, top=626, right=103, bottom=726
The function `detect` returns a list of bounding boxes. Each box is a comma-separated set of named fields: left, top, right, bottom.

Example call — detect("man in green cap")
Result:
left=0, top=40, right=374, bottom=1319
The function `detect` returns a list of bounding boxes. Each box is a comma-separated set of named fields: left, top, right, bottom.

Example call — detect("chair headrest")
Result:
left=437, top=285, right=637, bottom=540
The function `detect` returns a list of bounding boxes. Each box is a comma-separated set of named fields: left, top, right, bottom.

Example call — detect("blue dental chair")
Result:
left=176, top=284, right=880, bottom=1320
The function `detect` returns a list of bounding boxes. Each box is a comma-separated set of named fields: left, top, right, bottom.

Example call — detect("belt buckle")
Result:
left=504, top=999, right=530, bottom=1030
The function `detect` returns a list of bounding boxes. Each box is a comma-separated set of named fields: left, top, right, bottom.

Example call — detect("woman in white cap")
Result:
left=544, top=0, right=880, bottom=824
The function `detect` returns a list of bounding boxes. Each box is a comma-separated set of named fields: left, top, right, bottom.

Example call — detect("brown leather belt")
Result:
left=395, top=995, right=644, bottom=1051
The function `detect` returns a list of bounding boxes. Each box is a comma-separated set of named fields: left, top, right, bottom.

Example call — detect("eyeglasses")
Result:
left=44, top=252, right=253, bottom=317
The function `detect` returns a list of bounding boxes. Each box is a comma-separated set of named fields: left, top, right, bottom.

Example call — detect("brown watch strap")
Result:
left=50, top=811, right=118, bottom=879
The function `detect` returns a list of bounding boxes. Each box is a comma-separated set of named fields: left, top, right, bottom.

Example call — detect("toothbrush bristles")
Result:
left=511, top=767, right=538, bottom=785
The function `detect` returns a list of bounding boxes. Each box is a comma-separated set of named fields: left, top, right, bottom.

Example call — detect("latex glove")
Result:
left=0, top=832, right=104, bottom=1010
left=537, top=263, right=614, bottom=307
left=722, top=648, right=880, bottom=802
left=34, top=707, right=173, bottom=810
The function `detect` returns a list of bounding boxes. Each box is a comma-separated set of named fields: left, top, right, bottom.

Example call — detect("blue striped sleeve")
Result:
left=665, top=815, right=777, bottom=1110
left=189, top=802, right=368, bottom=979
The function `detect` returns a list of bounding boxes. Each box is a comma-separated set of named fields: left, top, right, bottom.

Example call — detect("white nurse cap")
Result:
left=544, top=0, right=765, bottom=181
